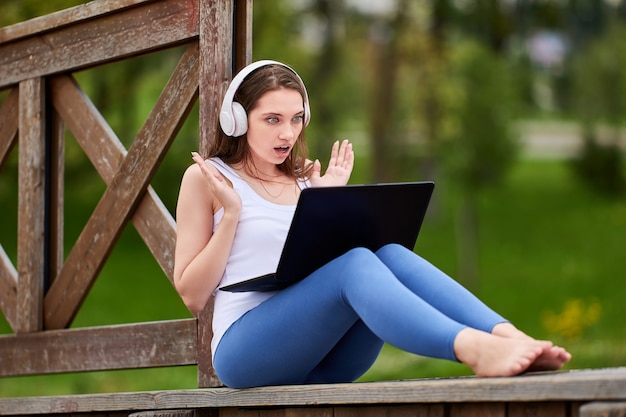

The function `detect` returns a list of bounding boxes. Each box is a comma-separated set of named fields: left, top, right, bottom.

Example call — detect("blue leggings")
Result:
left=213, top=244, right=506, bottom=388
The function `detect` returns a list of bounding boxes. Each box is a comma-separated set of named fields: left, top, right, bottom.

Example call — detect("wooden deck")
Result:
left=1, top=367, right=626, bottom=417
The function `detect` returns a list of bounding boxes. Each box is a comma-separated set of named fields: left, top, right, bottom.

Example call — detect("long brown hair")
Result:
left=207, top=64, right=312, bottom=180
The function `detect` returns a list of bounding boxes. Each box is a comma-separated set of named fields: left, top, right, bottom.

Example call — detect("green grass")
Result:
left=1, top=159, right=625, bottom=395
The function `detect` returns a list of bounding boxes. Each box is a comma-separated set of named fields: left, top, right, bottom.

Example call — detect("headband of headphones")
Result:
left=219, top=60, right=311, bottom=137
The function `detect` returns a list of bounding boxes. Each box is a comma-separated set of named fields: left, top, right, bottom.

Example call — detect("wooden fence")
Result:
left=0, top=0, right=252, bottom=388
left=3, top=2, right=626, bottom=417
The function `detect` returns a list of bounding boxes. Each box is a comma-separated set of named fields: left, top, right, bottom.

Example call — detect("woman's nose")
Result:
left=279, top=123, right=297, bottom=140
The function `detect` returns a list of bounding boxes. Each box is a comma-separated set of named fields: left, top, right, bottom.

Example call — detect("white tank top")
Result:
left=208, top=158, right=309, bottom=358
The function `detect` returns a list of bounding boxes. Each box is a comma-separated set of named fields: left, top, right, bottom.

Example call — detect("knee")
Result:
left=342, top=247, right=377, bottom=265
left=376, top=243, right=411, bottom=258
left=332, top=247, right=381, bottom=275
left=375, top=243, right=431, bottom=270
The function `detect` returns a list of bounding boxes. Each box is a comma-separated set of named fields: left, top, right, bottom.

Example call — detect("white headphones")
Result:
left=219, top=60, right=311, bottom=137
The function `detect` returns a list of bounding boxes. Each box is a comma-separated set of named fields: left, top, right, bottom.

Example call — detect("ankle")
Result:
left=491, top=322, right=528, bottom=339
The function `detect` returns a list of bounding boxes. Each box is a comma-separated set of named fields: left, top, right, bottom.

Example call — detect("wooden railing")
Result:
left=0, top=0, right=251, bottom=387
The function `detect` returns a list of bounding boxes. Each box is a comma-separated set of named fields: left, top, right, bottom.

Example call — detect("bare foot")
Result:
left=491, top=322, right=572, bottom=371
left=454, top=327, right=552, bottom=377
left=527, top=345, right=572, bottom=372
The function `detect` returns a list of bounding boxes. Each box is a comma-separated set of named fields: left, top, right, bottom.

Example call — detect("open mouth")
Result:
left=275, top=145, right=290, bottom=155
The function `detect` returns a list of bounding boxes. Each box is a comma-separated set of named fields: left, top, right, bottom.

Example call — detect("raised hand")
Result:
left=309, top=140, right=354, bottom=187
left=191, top=152, right=242, bottom=213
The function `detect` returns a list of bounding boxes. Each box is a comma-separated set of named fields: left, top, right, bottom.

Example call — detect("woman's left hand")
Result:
left=309, top=139, right=354, bottom=187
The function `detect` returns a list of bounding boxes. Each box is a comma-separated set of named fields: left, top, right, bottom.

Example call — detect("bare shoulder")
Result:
left=177, top=163, right=212, bottom=210
left=181, top=162, right=203, bottom=183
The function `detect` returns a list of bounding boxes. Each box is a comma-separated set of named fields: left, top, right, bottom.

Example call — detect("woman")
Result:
left=174, top=60, right=571, bottom=388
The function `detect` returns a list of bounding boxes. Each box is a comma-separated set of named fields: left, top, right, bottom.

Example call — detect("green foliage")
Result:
left=570, top=136, right=625, bottom=196
left=440, top=40, right=520, bottom=190
left=569, top=22, right=626, bottom=197
left=571, top=23, right=626, bottom=127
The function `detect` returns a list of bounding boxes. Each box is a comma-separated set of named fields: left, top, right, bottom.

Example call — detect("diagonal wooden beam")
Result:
left=44, top=43, right=199, bottom=330
left=50, top=74, right=179, bottom=282
left=0, top=245, right=18, bottom=331
left=0, top=88, right=19, bottom=171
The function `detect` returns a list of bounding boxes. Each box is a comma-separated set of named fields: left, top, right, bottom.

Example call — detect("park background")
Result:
left=0, top=0, right=625, bottom=396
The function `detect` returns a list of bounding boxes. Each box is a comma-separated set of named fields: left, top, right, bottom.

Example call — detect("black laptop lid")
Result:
left=273, top=181, right=434, bottom=285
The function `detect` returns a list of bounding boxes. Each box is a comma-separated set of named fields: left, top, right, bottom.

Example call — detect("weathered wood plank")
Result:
left=196, top=0, right=239, bottom=389
left=0, top=88, right=19, bottom=169
left=17, top=77, right=46, bottom=333
left=335, top=405, right=445, bottom=417
left=234, top=0, right=253, bottom=68
left=49, top=75, right=125, bottom=177
left=129, top=410, right=217, bottom=417
left=449, top=402, right=505, bottom=417
left=129, top=410, right=199, bottom=417
left=0, top=319, right=197, bottom=376
left=49, top=74, right=177, bottom=282
left=198, top=297, right=220, bottom=387
left=0, top=245, right=18, bottom=331
left=580, top=402, right=626, bottom=417
left=198, top=0, right=232, bottom=156
left=0, top=0, right=153, bottom=43
left=507, top=401, right=568, bottom=417
left=0, top=0, right=199, bottom=89
left=43, top=43, right=199, bottom=330
left=0, top=369, right=624, bottom=415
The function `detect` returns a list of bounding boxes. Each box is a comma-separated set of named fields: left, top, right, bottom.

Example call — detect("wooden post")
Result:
left=197, top=0, right=253, bottom=388
left=197, top=0, right=232, bottom=388
left=17, top=77, right=47, bottom=333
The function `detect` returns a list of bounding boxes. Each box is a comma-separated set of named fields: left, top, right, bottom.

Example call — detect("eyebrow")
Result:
left=260, top=110, right=304, bottom=118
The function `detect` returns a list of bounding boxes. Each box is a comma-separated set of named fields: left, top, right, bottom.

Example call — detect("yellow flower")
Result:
left=542, top=299, right=602, bottom=341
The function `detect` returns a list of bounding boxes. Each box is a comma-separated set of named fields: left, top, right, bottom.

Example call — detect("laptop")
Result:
left=219, top=181, right=435, bottom=292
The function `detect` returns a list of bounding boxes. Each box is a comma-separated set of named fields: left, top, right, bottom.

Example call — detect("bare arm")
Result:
left=173, top=155, right=242, bottom=315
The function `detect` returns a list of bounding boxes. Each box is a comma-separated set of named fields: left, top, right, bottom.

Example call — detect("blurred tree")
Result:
left=306, top=0, right=347, bottom=159
left=458, top=0, right=514, bottom=53
left=367, top=0, right=408, bottom=183
left=253, top=0, right=355, bottom=161
left=570, top=22, right=626, bottom=197
left=409, top=1, right=452, bottom=184
left=441, top=40, right=520, bottom=287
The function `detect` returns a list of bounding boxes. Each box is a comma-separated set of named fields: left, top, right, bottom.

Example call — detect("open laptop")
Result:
left=219, top=181, right=435, bottom=292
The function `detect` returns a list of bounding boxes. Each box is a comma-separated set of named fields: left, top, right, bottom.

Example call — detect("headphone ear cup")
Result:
left=219, top=107, right=236, bottom=136
left=304, top=101, right=311, bottom=126
left=231, top=101, right=248, bottom=137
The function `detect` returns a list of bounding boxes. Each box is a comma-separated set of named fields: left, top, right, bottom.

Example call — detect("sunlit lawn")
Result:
left=0, top=159, right=624, bottom=395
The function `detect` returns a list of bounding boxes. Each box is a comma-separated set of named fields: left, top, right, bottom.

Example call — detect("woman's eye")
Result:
left=292, top=115, right=304, bottom=123
left=266, top=117, right=279, bottom=124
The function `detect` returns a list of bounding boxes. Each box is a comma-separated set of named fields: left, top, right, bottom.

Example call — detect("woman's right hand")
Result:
left=191, top=152, right=242, bottom=215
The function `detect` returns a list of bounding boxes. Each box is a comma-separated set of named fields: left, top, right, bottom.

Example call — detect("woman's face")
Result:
left=246, top=88, right=305, bottom=170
